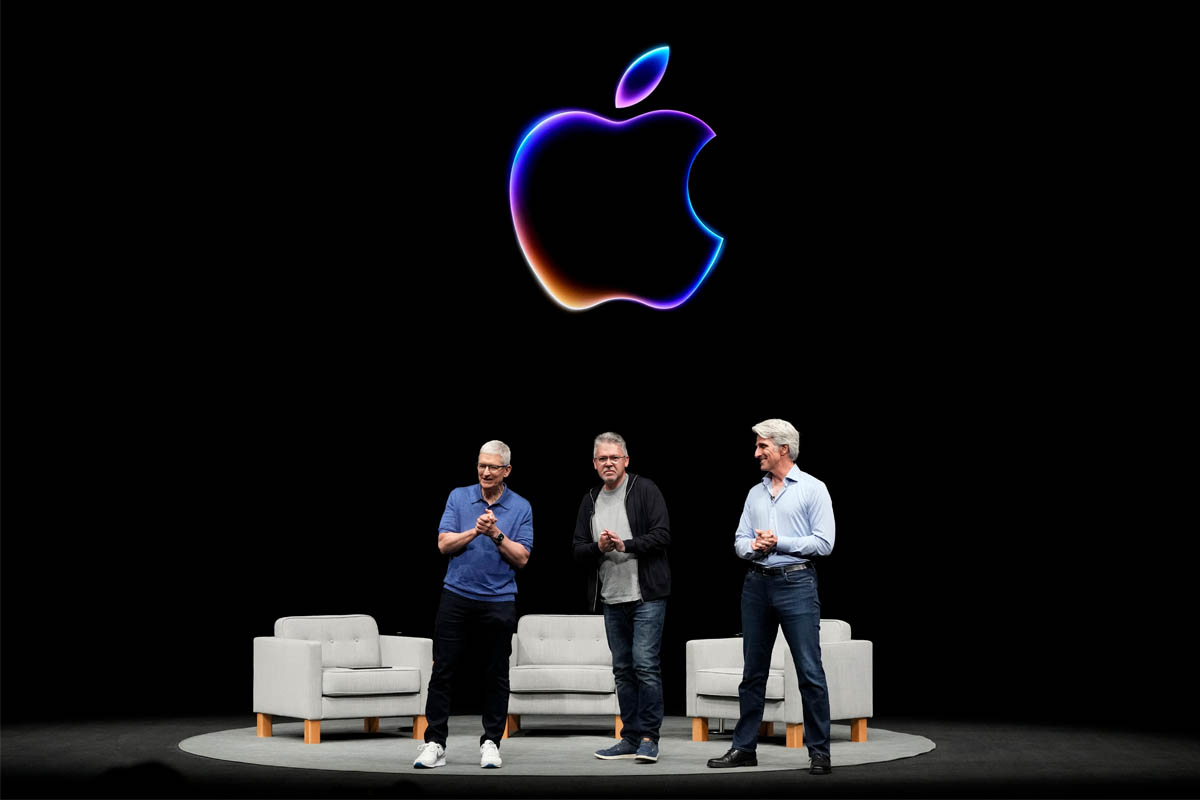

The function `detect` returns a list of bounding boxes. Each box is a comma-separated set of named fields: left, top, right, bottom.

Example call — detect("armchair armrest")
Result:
left=380, top=635, right=433, bottom=708
left=686, top=638, right=743, bottom=716
left=687, top=637, right=744, bottom=670
left=784, top=639, right=873, bottom=721
left=253, top=636, right=322, bottom=720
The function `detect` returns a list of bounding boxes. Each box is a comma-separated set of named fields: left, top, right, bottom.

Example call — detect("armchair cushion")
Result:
left=322, top=667, right=422, bottom=697
left=695, top=666, right=783, bottom=700
left=510, top=665, right=615, bottom=694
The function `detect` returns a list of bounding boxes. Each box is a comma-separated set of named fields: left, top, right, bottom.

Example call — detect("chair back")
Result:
left=275, top=614, right=382, bottom=667
left=514, top=614, right=611, bottom=666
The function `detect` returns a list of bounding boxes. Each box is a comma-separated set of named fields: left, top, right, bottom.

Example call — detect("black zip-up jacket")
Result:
left=572, top=473, right=671, bottom=613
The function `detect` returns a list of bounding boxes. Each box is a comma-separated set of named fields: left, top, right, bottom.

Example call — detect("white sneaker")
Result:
left=413, top=741, right=446, bottom=768
left=480, top=739, right=502, bottom=768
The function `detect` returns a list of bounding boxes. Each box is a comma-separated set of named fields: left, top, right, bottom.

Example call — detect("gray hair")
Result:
left=479, top=440, right=511, bottom=465
left=592, top=432, right=628, bottom=460
left=752, top=419, right=799, bottom=462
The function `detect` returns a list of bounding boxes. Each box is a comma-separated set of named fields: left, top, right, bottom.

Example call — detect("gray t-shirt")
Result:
left=592, top=475, right=641, bottom=604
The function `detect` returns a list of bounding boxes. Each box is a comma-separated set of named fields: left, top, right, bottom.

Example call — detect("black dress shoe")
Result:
left=707, top=748, right=758, bottom=768
left=810, top=753, right=832, bottom=775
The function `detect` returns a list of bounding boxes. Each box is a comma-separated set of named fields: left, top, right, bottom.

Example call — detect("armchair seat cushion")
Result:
left=696, top=667, right=784, bottom=700
left=322, top=666, right=421, bottom=697
left=510, top=665, right=615, bottom=694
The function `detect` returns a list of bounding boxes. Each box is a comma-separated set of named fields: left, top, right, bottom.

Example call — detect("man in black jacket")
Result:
left=573, top=432, right=671, bottom=764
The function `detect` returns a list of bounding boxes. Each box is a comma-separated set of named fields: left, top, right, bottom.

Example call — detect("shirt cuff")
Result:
left=775, top=536, right=805, bottom=555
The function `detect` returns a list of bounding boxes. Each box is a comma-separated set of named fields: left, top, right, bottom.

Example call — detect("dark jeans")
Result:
left=732, top=567, right=831, bottom=758
left=603, top=598, right=667, bottom=743
left=424, top=588, right=516, bottom=747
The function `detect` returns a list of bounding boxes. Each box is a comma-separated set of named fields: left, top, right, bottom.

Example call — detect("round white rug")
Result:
left=179, top=715, right=935, bottom=776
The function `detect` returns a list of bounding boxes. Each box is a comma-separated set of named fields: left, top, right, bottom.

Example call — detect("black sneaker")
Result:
left=810, top=753, right=832, bottom=775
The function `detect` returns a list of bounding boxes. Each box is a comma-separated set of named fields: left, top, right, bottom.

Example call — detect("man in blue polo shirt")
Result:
left=414, top=440, right=533, bottom=770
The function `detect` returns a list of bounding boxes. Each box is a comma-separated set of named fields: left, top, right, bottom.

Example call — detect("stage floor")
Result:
left=4, top=713, right=1200, bottom=798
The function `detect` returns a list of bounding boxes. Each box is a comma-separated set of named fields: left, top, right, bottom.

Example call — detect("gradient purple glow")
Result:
left=509, top=109, right=724, bottom=311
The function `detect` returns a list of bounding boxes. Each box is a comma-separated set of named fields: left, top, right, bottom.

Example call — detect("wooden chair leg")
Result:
left=758, top=722, right=774, bottom=737
left=364, top=717, right=379, bottom=733
left=502, top=715, right=510, bottom=739
left=304, top=720, right=321, bottom=744
left=506, top=714, right=520, bottom=735
left=412, top=715, right=428, bottom=740
left=851, top=717, right=868, bottom=742
left=615, top=715, right=623, bottom=739
left=785, top=722, right=803, bottom=748
left=256, top=713, right=272, bottom=738
left=692, top=717, right=709, bottom=742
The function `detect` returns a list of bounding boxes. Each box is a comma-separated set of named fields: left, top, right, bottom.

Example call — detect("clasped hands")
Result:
left=751, top=528, right=778, bottom=553
left=475, top=510, right=500, bottom=540
left=598, top=529, right=626, bottom=553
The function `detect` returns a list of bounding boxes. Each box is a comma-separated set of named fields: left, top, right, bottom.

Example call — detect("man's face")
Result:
left=755, top=435, right=788, bottom=473
left=593, top=442, right=629, bottom=488
left=477, top=452, right=510, bottom=493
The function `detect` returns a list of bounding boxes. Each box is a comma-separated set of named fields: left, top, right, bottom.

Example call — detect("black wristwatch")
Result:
left=493, top=532, right=505, bottom=544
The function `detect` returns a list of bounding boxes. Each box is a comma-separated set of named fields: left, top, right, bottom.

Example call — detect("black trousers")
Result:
left=424, top=588, right=517, bottom=747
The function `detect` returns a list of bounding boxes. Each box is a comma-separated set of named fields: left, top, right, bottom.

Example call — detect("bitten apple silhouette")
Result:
left=509, top=46, right=724, bottom=310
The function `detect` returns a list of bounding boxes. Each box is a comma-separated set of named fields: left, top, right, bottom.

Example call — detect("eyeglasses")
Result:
left=477, top=463, right=509, bottom=473
left=593, top=456, right=627, bottom=464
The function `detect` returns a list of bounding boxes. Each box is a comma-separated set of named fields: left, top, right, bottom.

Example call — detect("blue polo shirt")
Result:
left=438, top=483, right=534, bottom=602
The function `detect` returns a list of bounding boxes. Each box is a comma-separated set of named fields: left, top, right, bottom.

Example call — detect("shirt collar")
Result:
left=475, top=483, right=508, bottom=508
left=761, top=464, right=802, bottom=489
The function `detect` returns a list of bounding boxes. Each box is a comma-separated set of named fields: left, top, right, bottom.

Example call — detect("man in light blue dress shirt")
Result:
left=707, top=419, right=835, bottom=775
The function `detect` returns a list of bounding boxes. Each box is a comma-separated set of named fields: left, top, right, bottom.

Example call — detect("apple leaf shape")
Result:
left=615, top=46, right=669, bottom=109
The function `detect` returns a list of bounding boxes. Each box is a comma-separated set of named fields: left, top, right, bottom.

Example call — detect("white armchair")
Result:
left=253, top=614, right=432, bottom=744
left=503, top=614, right=621, bottom=739
left=686, top=619, right=872, bottom=748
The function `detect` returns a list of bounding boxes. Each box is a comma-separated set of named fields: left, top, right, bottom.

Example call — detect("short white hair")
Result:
left=479, top=440, right=511, bottom=465
left=593, top=432, right=628, bottom=460
left=752, top=419, right=799, bottom=461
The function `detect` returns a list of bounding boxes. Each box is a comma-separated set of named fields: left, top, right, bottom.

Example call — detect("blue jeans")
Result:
left=732, top=567, right=830, bottom=758
left=603, top=599, right=667, bottom=743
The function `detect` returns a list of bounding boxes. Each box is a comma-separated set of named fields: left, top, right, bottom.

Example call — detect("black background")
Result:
left=3, top=7, right=1192, bottom=735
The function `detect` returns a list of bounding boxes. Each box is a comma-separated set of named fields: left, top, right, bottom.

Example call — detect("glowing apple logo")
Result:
left=510, top=46, right=724, bottom=310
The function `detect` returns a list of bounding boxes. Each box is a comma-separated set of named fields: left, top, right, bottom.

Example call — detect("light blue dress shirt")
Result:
left=734, top=465, right=835, bottom=566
